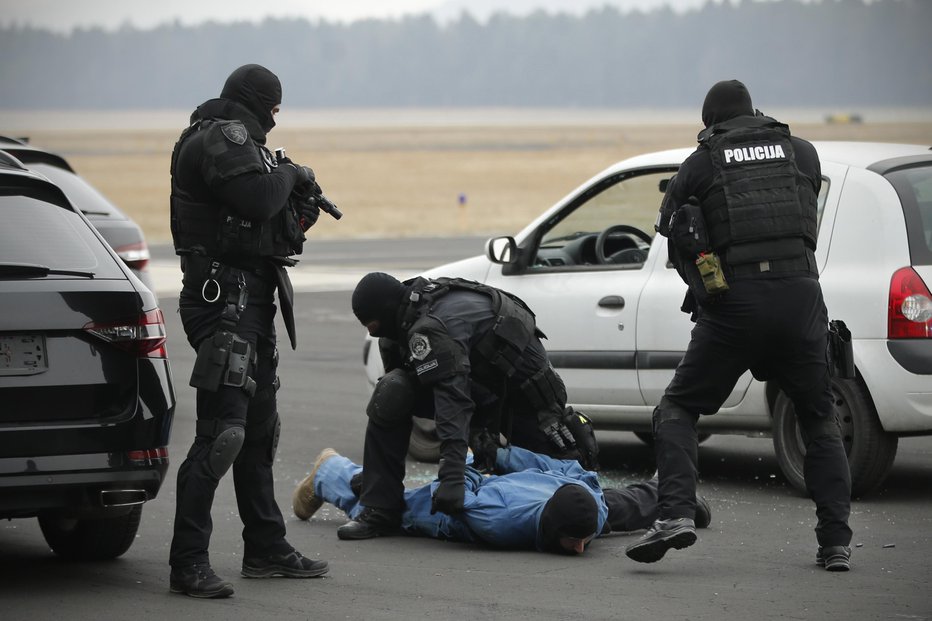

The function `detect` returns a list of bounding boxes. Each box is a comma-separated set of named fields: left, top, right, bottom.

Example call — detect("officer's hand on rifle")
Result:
left=295, top=196, right=320, bottom=231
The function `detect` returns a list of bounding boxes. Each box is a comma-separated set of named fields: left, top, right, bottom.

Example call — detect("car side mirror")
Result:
left=486, top=236, right=517, bottom=265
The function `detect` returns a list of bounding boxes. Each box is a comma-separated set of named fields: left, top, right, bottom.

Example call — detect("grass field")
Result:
left=16, top=118, right=932, bottom=244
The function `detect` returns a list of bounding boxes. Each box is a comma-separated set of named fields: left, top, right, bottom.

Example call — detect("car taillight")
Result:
left=83, top=309, right=168, bottom=357
left=115, top=241, right=150, bottom=272
left=126, top=446, right=169, bottom=466
left=888, top=267, right=932, bottom=339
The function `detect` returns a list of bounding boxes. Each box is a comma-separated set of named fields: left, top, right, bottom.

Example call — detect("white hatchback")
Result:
left=364, top=141, right=932, bottom=497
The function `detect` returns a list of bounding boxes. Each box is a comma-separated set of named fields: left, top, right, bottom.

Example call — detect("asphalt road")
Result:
left=2, top=238, right=931, bottom=620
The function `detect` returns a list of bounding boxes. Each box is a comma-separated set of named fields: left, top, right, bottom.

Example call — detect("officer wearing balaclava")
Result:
left=627, top=80, right=853, bottom=572
left=167, top=64, right=331, bottom=598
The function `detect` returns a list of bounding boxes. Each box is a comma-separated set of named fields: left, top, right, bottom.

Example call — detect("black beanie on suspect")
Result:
left=539, top=484, right=599, bottom=552
left=701, top=79, right=754, bottom=128
left=351, top=272, right=406, bottom=338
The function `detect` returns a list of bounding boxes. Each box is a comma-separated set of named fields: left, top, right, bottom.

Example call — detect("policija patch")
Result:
left=221, top=122, right=248, bottom=145
left=409, top=332, right=432, bottom=360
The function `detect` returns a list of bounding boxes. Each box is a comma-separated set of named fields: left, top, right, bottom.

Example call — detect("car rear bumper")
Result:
left=860, top=340, right=932, bottom=434
left=0, top=452, right=168, bottom=518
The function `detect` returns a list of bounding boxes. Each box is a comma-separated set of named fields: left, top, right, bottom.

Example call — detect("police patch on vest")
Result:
left=409, top=332, right=432, bottom=360
left=722, top=143, right=786, bottom=164
left=415, top=359, right=439, bottom=375
left=221, top=122, right=248, bottom=145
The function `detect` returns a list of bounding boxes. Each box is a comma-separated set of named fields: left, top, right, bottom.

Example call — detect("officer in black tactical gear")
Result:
left=339, top=272, right=600, bottom=540
left=625, top=80, right=852, bottom=570
left=167, top=64, right=329, bottom=598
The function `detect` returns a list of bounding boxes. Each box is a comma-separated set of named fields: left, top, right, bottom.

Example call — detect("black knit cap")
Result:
left=539, top=484, right=599, bottom=552
left=701, top=79, right=754, bottom=128
left=352, top=272, right=406, bottom=336
left=220, top=64, right=282, bottom=133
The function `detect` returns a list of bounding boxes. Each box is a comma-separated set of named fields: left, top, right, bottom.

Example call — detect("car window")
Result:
left=530, top=170, right=671, bottom=271
left=885, top=163, right=932, bottom=266
left=28, top=163, right=124, bottom=218
left=0, top=195, right=126, bottom=277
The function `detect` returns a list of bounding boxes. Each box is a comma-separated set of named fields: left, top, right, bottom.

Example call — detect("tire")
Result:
left=772, top=377, right=898, bottom=498
left=39, top=505, right=143, bottom=560
left=408, top=417, right=441, bottom=463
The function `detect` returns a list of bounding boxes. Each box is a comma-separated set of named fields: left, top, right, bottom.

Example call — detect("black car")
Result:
left=0, top=151, right=175, bottom=559
left=0, top=135, right=155, bottom=293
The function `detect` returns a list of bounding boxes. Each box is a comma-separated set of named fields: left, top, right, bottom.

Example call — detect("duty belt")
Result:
left=726, top=254, right=816, bottom=279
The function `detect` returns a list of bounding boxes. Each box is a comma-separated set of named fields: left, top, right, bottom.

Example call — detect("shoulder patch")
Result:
left=409, top=332, right=432, bottom=361
left=221, top=122, right=248, bottom=145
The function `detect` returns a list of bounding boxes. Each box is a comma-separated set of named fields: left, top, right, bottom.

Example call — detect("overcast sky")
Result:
left=0, top=0, right=775, bottom=32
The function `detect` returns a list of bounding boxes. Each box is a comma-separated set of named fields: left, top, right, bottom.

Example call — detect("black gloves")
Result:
left=539, top=411, right=576, bottom=453
left=294, top=196, right=320, bottom=231
left=431, top=441, right=466, bottom=516
left=469, top=427, right=500, bottom=474
left=562, top=407, right=600, bottom=471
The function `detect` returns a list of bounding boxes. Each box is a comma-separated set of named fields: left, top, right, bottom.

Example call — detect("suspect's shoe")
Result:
left=694, top=495, right=712, bottom=529
left=816, top=546, right=851, bottom=572
left=625, top=518, right=697, bottom=564
left=337, top=507, right=402, bottom=540
left=241, top=550, right=329, bottom=579
left=293, top=448, right=339, bottom=520
left=169, top=563, right=234, bottom=599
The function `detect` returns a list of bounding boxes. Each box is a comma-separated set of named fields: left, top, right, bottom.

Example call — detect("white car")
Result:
left=364, top=141, right=932, bottom=497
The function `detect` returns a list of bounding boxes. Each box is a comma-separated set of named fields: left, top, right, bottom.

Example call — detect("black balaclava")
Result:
left=351, top=272, right=407, bottom=340
left=220, top=64, right=282, bottom=134
left=539, top=484, right=599, bottom=553
left=701, top=79, right=754, bottom=128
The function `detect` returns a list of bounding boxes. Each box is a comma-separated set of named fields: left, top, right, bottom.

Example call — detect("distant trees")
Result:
left=0, top=0, right=929, bottom=110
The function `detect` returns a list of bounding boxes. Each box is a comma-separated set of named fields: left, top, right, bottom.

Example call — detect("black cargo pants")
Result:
left=654, top=276, right=852, bottom=547
left=169, top=267, right=291, bottom=568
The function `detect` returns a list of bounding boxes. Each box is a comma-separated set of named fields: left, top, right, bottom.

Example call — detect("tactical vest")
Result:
left=170, top=119, right=304, bottom=261
left=699, top=115, right=818, bottom=278
left=400, top=277, right=543, bottom=378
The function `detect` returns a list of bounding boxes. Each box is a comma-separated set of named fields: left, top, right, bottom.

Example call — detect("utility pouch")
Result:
left=190, top=331, right=235, bottom=391
left=828, top=319, right=855, bottom=379
left=696, top=252, right=730, bottom=295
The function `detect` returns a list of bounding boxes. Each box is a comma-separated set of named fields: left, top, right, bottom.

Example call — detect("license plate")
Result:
left=0, top=334, right=48, bottom=376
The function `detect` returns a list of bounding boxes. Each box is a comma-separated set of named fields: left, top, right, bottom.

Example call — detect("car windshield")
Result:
left=886, top=163, right=932, bottom=266
left=28, top=162, right=124, bottom=218
left=0, top=195, right=125, bottom=277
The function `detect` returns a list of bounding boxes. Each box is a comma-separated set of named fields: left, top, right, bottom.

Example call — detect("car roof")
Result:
left=601, top=141, right=932, bottom=175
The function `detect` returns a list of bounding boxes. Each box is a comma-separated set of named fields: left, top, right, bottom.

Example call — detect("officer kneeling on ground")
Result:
left=340, top=272, right=600, bottom=539
left=167, top=64, right=332, bottom=598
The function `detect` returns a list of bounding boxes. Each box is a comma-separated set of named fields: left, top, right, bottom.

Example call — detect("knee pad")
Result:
left=367, top=368, right=417, bottom=427
left=208, top=425, right=245, bottom=479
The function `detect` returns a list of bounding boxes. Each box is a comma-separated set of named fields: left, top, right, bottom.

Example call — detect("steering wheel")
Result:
left=595, top=225, right=653, bottom=264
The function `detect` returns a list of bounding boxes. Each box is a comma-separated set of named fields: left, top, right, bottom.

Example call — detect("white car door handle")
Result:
left=598, top=295, right=625, bottom=309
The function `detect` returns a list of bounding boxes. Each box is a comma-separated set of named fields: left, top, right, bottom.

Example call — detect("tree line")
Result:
left=1, top=0, right=929, bottom=110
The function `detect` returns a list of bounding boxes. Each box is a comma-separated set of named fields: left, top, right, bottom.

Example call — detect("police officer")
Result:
left=340, top=272, right=599, bottom=539
left=625, top=80, right=852, bottom=570
left=168, top=64, right=329, bottom=598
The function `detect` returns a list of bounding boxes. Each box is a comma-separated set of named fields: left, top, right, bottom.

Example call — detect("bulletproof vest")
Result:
left=170, top=119, right=304, bottom=261
left=400, top=277, right=542, bottom=378
left=699, top=116, right=818, bottom=278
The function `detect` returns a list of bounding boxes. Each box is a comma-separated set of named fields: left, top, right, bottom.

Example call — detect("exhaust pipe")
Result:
left=100, top=489, right=148, bottom=508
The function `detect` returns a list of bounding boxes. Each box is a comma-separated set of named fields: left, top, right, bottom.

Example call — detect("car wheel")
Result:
left=408, top=417, right=441, bottom=463
left=38, top=505, right=143, bottom=560
left=772, top=377, right=898, bottom=498
left=634, top=431, right=711, bottom=446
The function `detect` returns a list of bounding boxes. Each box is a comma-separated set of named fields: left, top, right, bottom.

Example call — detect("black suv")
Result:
left=0, top=151, right=175, bottom=559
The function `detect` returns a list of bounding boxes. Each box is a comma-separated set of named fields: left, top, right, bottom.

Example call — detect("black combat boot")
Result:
left=169, top=563, right=234, bottom=598
left=337, top=506, right=402, bottom=540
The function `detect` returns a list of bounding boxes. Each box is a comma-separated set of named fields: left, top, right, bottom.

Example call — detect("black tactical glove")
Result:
left=562, top=407, right=600, bottom=471
left=431, top=443, right=466, bottom=515
left=469, top=427, right=500, bottom=474
left=539, top=411, right=576, bottom=453
left=294, top=196, right=320, bottom=231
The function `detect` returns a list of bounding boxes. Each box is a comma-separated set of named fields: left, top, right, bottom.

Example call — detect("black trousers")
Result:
left=604, top=480, right=661, bottom=533
left=654, top=277, right=852, bottom=547
left=169, top=272, right=291, bottom=568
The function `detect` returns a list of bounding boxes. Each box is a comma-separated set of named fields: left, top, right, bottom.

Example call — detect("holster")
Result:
left=828, top=319, right=855, bottom=379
